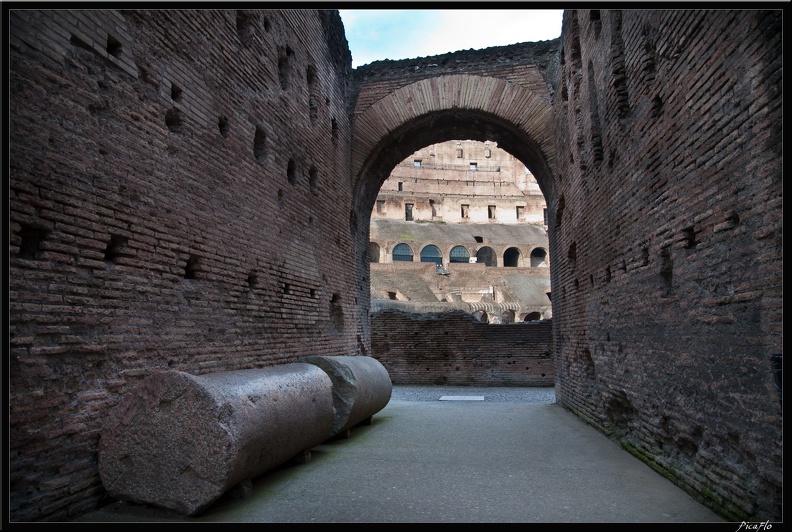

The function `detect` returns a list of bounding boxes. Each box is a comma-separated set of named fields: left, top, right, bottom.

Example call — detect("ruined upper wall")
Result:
left=351, top=39, right=561, bottom=117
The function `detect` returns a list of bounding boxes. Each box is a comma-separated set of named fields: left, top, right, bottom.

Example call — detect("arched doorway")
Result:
left=420, top=245, right=443, bottom=266
left=369, top=242, right=381, bottom=263
left=449, top=245, right=470, bottom=263
left=531, top=247, right=548, bottom=267
left=504, top=247, right=521, bottom=267
left=392, top=243, right=414, bottom=262
left=476, top=246, right=497, bottom=267
left=350, top=72, right=557, bottom=359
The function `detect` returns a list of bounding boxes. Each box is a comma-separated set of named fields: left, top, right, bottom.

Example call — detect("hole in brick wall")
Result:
left=474, top=236, right=483, bottom=243
left=263, top=17, right=271, bottom=32
left=619, top=260, right=626, bottom=272
left=567, top=241, right=577, bottom=262
left=308, top=165, right=319, bottom=194
left=165, top=108, right=182, bottom=133
left=309, top=96, right=319, bottom=123
left=17, top=225, right=49, bottom=259
left=236, top=11, right=255, bottom=44
left=574, top=278, right=579, bottom=290
left=106, top=34, right=122, bottom=58
left=556, top=195, right=565, bottom=227
left=581, top=347, right=596, bottom=378
left=590, top=274, right=594, bottom=287
left=651, top=94, right=664, bottom=118
left=278, top=46, right=293, bottom=90
left=218, top=116, right=229, bottom=138
left=184, top=255, right=199, bottom=279
left=589, top=10, right=602, bottom=39
left=171, top=83, right=182, bottom=102
left=283, top=283, right=291, bottom=295
left=278, top=189, right=284, bottom=199
left=310, top=288, right=316, bottom=298
left=587, top=60, right=603, bottom=163
left=725, top=211, right=740, bottom=228
left=676, top=425, right=703, bottom=458
left=103, top=234, right=128, bottom=265
left=641, top=246, right=649, bottom=267
left=604, top=390, right=636, bottom=428
left=682, top=226, right=697, bottom=249
left=659, top=246, right=673, bottom=292
left=70, top=34, right=94, bottom=53
left=642, top=38, right=657, bottom=84
left=561, top=82, right=568, bottom=102
left=329, top=294, right=344, bottom=335
left=247, top=272, right=258, bottom=290
left=254, top=126, right=267, bottom=164
left=307, top=66, right=319, bottom=123
left=287, top=159, right=297, bottom=185
left=331, top=118, right=339, bottom=145
left=605, top=266, right=612, bottom=283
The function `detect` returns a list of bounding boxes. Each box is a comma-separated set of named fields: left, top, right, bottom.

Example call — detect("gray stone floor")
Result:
left=73, top=386, right=725, bottom=523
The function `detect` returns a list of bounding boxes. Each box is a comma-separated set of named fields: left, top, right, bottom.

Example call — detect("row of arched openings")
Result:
left=472, top=310, right=543, bottom=323
left=374, top=243, right=547, bottom=267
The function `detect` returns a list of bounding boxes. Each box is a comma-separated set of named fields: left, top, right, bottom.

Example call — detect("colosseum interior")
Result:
left=8, top=8, right=782, bottom=522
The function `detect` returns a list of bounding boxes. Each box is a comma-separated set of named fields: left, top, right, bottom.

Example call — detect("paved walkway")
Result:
left=73, top=386, right=725, bottom=523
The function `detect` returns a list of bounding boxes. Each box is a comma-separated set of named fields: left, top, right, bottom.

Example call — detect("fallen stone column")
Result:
left=302, top=355, right=392, bottom=438
left=98, top=364, right=335, bottom=516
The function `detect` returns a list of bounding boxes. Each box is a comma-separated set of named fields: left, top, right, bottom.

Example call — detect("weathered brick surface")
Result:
left=550, top=9, right=782, bottom=521
left=371, top=310, right=554, bottom=386
left=9, top=9, right=354, bottom=521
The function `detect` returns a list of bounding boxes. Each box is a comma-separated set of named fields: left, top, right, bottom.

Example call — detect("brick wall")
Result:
left=8, top=7, right=783, bottom=523
left=9, top=9, right=355, bottom=521
left=371, top=310, right=554, bottom=386
left=550, top=9, right=782, bottom=521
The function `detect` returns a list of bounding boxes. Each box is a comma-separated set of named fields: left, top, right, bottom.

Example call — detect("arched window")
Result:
left=449, top=245, right=470, bottom=263
left=524, top=312, right=542, bottom=321
left=369, top=242, right=381, bottom=263
left=420, top=245, right=442, bottom=265
left=472, top=310, right=488, bottom=323
left=501, top=310, right=515, bottom=323
left=476, top=246, right=497, bottom=267
left=392, top=243, right=414, bottom=262
left=504, top=247, right=521, bottom=267
left=531, top=247, right=548, bottom=267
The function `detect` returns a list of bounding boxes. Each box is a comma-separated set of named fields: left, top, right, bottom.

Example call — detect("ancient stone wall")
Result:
left=9, top=9, right=354, bottom=521
left=371, top=310, right=554, bottom=386
left=550, top=9, right=782, bottom=520
left=352, top=39, right=561, bottom=120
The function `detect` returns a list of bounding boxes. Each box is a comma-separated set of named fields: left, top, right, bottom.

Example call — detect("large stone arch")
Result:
left=349, top=75, right=559, bottom=342
left=351, top=74, right=557, bottom=213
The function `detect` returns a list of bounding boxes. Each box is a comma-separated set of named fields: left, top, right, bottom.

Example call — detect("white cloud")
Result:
left=341, top=9, right=563, bottom=67
left=427, top=10, right=563, bottom=53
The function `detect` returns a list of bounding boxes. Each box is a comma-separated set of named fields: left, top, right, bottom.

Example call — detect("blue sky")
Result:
left=339, top=9, right=564, bottom=68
